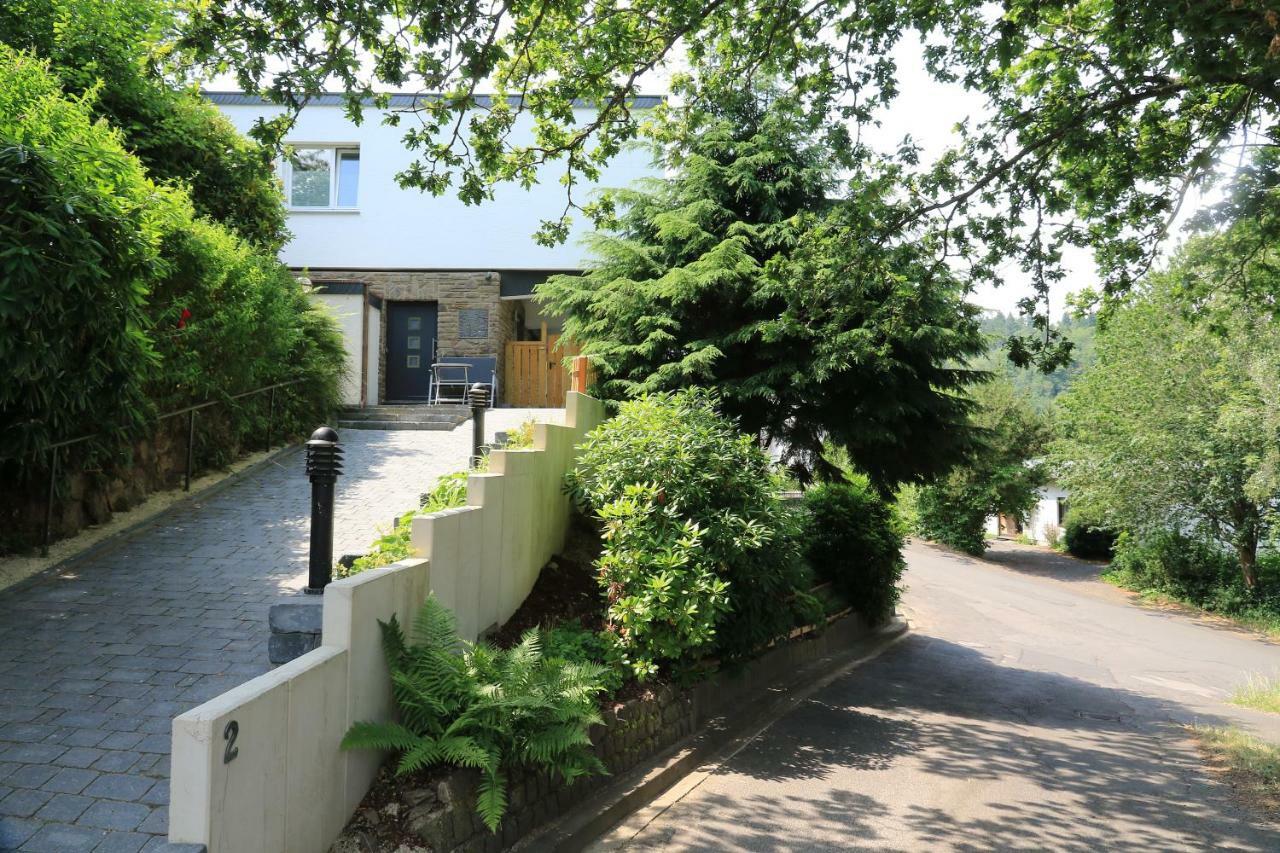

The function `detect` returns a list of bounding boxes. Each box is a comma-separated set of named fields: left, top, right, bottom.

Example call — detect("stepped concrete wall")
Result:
left=167, top=392, right=606, bottom=853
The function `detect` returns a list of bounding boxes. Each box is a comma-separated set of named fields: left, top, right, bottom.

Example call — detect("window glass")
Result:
left=337, top=150, right=360, bottom=207
left=290, top=149, right=331, bottom=207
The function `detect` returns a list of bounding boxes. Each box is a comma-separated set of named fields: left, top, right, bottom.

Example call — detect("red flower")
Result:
left=178, top=307, right=192, bottom=329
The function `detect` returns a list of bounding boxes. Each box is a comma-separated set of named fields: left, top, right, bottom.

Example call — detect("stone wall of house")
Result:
left=305, top=270, right=515, bottom=403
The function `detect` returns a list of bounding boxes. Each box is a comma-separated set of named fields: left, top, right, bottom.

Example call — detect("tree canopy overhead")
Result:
left=180, top=0, right=1280, bottom=363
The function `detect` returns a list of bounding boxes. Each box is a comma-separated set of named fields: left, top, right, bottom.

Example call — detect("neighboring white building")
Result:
left=987, top=483, right=1070, bottom=546
left=209, top=92, right=659, bottom=406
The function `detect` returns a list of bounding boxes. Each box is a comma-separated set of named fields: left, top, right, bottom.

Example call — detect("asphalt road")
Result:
left=592, top=539, right=1280, bottom=851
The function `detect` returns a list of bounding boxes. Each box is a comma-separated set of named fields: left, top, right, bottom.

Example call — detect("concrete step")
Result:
left=336, top=404, right=472, bottom=431
left=340, top=413, right=465, bottom=424
left=340, top=405, right=468, bottom=419
left=336, top=419, right=462, bottom=431
left=339, top=407, right=466, bottom=422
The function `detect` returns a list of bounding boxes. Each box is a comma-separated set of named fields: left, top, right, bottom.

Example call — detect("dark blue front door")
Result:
left=385, top=301, right=438, bottom=401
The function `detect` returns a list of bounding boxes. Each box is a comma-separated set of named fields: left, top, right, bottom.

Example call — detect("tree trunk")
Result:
left=1230, top=501, right=1261, bottom=594
left=1238, top=537, right=1260, bottom=592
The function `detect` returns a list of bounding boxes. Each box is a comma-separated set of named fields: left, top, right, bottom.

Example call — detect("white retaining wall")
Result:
left=168, top=392, right=606, bottom=852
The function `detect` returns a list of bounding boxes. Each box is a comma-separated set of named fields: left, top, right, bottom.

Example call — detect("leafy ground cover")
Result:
left=341, top=597, right=607, bottom=830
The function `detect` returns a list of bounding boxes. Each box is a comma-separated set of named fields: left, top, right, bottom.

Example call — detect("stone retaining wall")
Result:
left=335, top=614, right=878, bottom=852
left=403, top=686, right=696, bottom=853
left=2, top=417, right=207, bottom=556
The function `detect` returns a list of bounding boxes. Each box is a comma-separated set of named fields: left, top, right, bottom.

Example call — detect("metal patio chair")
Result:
left=433, top=356, right=499, bottom=405
left=429, top=362, right=470, bottom=405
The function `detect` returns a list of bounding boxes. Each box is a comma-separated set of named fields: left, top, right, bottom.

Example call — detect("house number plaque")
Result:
left=223, top=720, right=239, bottom=764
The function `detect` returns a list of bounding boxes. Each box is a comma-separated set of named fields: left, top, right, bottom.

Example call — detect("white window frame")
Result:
left=282, top=145, right=360, bottom=211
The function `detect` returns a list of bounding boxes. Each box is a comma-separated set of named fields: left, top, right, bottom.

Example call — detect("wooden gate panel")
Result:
left=504, top=335, right=583, bottom=407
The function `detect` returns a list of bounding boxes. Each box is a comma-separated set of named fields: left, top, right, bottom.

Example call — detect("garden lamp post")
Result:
left=469, top=383, right=491, bottom=468
left=305, top=426, right=343, bottom=594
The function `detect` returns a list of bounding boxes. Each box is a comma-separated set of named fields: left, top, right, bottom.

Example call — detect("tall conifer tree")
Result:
left=540, top=86, right=986, bottom=487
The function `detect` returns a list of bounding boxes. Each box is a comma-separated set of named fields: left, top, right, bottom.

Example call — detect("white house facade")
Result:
left=209, top=92, right=658, bottom=406
left=987, top=483, right=1070, bottom=546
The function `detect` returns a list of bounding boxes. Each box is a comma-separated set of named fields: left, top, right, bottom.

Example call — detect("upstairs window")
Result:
left=285, top=146, right=359, bottom=209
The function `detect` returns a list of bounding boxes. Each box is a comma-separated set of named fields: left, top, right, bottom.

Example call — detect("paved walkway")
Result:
left=0, top=410, right=554, bottom=852
left=594, top=540, right=1280, bottom=851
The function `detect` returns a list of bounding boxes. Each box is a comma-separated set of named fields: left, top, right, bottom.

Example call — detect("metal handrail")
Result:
left=24, top=377, right=310, bottom=555
left=38, top=378, right=309, bottom=452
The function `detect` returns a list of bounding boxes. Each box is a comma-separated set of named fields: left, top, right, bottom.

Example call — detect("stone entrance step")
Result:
left=336, top=404, right=470, bottom=431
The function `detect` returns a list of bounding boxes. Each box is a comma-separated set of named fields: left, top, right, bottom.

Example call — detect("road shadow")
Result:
left=975, top=539, right=1107, bottom=585
left=627, top=634, right=1279, bottom=851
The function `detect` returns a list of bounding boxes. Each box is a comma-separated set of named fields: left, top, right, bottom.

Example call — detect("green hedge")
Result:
left=1062, top=513, right=1118, bottom=560
left=0, top=0, right=288, bottom=248
left=801, top=478, right=904, bottom=624
left=0, top=48, right=342, bottom=549
left=909, top=483, right=990, bottom=555
left=1105, top=531, right=1280, bottom=627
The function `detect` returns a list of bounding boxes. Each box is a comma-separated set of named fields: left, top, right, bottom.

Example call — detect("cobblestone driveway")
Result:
left=0, top=411, right=555, bottom=852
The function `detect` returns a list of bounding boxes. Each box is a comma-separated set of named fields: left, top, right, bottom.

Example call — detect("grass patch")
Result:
left=1193, top=725, right=1280, bottom=817
left=1100, top=569, right=1280, bottom=640
left=1232, top=675, right=1280, bottom=715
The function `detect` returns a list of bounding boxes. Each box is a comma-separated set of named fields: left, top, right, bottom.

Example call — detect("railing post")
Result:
left=266, top=386, right=276, bottom=452
left=185, top=409, right=195, bottom=491
left=42, top=447, right=58, bottom=557
left=304, top=426, right=343, bottom=594
left=571, top=356, right=590, bottom=393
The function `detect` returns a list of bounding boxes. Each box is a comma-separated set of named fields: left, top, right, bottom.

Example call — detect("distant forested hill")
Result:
left=974, top=312, right=1097, bottom=407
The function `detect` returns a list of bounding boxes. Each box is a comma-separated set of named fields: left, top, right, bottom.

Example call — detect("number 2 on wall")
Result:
left=223, top=720, right=239, bottom=764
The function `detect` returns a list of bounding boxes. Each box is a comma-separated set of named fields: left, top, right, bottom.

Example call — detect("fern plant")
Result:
left=341, top=596, right=608, bottom=830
